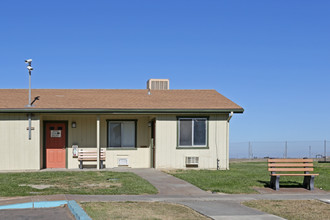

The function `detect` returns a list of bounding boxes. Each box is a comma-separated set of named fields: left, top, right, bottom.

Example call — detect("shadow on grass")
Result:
left=258, top=180, right=304, bottom=188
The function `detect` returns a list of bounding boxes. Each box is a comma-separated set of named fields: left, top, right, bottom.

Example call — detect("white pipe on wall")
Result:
left=226, top=111, right=234, bottom=169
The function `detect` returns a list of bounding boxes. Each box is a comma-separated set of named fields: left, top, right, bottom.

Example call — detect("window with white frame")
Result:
left=178, top=118, right=207, bottom=147
left=108, top=121, right=136, bottom=148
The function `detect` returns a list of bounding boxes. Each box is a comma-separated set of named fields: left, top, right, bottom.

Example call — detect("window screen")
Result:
left=179, top=119, right=192, bottom=146
left=179, top=118, right=207, bottom=147
left=108, top=121, right=136, bottom=148
left=193, top=119, right=206, bottom=145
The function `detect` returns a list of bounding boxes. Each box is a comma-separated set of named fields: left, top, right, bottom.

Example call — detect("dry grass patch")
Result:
left=243, top=200, right=330, bottom=220
left=81, top=201, right=210, bottom=220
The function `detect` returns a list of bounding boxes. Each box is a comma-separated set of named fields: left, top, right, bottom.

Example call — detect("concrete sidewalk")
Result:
left=177, top=200, right=285, bottom=220
left=124, top=168, right=209, bottom=196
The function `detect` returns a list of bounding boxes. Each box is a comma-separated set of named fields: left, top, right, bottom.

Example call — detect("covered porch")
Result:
left=40, top=114, right=156, bottom=170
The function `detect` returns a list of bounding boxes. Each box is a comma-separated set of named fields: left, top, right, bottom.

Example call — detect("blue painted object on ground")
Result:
left=67, top=200, right=92, bottom=220
left=34, top=200, right=68, bottom=208
left=0, top=200, right=68, bottom=210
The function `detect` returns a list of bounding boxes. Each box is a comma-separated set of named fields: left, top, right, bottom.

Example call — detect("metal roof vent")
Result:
left=147, top=79, right=169, bottom=90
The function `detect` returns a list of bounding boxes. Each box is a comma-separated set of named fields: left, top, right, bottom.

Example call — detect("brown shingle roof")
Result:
left=0, top=89, right=243, bottom=113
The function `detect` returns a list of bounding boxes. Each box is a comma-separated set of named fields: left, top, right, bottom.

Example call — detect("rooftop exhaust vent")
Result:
left=147, top=79, right=169, bottom=90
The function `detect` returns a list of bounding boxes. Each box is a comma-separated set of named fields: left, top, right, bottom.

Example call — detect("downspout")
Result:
left=227, top=111, right=234, bottom=122
left=216, top=111, right=234, bottom=170
left=225, top=112, right=234, bottom=170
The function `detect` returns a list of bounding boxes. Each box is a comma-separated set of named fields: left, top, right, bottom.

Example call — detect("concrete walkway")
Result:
left=123, top=168, right=209, bottom=196
left=0, top=168, right=329, bottom=220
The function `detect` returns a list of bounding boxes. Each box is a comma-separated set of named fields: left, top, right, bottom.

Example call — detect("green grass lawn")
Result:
left=169, top=161, right=329, bottom=194
left=0, top=171, right=157, bottom=197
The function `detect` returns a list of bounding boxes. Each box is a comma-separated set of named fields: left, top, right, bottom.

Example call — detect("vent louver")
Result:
left=185, top=156, right=199, bottom=166
left=147, top=79, right=169, bottom=90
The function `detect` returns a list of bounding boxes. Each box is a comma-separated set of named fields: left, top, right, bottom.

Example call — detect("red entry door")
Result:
left=45, top=122, right=66, bottom=168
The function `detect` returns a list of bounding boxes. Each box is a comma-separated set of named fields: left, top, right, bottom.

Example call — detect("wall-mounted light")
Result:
left=72, top=122, right=77, bottom=128
left=148, top=121, right=152, bottom=127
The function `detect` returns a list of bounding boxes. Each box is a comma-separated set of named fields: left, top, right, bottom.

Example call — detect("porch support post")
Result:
left=97, top=116, right=100, bottom=170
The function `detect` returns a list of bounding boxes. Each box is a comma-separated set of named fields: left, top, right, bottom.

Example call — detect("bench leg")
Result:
left=270, top=176, right=280, bottom=190
left=79, top=161, right=83, bottom=169
left=100, top=160, right=104, bottom=169
left=270, top=176, right=274, bottom=188
left=303, top=176, right=315, bottom=190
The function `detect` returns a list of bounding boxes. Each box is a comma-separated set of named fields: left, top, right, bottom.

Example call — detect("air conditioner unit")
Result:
left=118, top=158, right=129, bottom=166
left=147, top=79, right=169, bottom=90
left=185, top=156, right=199, bottom=166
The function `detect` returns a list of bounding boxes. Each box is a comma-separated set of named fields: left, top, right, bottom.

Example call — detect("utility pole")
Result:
left=284, top=141, right=288, bottom=158
left=309, top=146, right=312, bottom=158
left=325, top=140, right=327, bottom=162
left=248, top=142, right=252, bottom=159
left=25, top=59, right=33, bottom=140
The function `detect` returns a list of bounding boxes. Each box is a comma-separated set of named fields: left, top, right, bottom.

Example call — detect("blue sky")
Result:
left=1, top=1, right=329, bottom=142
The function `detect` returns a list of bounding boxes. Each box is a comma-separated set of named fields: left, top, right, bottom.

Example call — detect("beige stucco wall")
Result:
left=155, top=114, right=229, bottom=170
left=41, top=114, right=152, bottom=169
left=0, top=113, right=230, bottom=170
left=0, top=114, right=40, bottom=170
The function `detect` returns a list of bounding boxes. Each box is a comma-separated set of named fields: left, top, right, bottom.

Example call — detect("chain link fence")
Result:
left=230, top=140, right=329, bottom=159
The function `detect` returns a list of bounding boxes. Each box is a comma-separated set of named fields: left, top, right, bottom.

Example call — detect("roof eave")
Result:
left=0, top=108, right=244, bottom=114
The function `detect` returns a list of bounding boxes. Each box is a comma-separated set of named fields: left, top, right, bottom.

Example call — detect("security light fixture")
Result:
left=25, top=59, right=32, bottom=64
left=30, top=96, right=40, bottom=106
left=72, top=122, right=77, bottom=128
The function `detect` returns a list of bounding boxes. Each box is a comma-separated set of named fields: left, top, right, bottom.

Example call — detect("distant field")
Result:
left=169, top=160, right=329, bottom=194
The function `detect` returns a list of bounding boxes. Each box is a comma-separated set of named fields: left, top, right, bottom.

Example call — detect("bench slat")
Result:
left=270, top=173, right=319, bottom=176
left=79, top=154, right=105, bottom=156
left=79, top=150, right=105, bottom=152
left=78, top=151, right=105, bottom=153
left=78, top=158, right=105, bottom=160
left=268, top=168, right=314, bottom=172
left=268, top=163, right=314, bottom=167
left=78, top=156, right=106, bottom=159
left=78, top=158, right=105, bottom=161
left=79, top=152, right=104, bottom=154
left=78, top=149, right=106, bottom=161
left=268, top=159, right=313, bottom=163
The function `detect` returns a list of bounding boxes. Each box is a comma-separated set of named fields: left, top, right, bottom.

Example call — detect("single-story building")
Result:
left=0, top=79, right=243, bottom=171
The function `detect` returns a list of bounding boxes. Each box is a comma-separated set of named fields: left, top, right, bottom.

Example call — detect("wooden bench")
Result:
left=78, top=149, right=106, bottom=169
left=268, top=158, right=319, bottom=190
